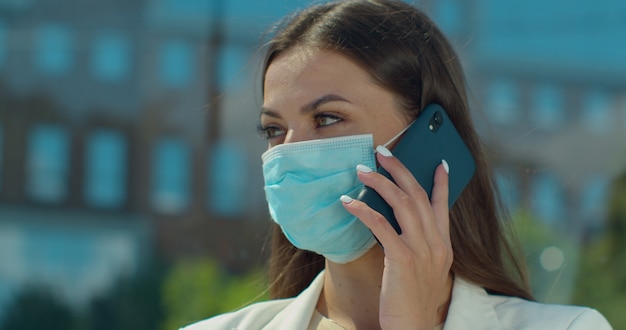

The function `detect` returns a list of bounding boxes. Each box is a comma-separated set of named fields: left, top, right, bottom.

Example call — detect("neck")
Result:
left=317, top=245, right=453, bottom=329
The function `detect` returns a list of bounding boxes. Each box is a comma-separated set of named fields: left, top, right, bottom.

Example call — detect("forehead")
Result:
left=263, top=47, right=375, bottom=102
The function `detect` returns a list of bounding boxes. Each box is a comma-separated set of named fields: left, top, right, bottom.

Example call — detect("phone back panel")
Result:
left=356, top=104, right=476, bottom=234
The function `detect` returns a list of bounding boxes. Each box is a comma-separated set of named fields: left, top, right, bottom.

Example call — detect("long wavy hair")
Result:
left=261, top=0, right=533, bottom=301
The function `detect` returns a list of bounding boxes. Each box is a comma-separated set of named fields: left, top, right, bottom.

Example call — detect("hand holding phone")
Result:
left=356, top=104, right=475, bottom=234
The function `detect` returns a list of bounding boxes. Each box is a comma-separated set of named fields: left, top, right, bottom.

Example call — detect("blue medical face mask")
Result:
left=261, top=127, right=409, bottom=264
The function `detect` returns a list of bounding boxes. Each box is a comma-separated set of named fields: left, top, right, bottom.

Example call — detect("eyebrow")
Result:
left=261, top=94, right=351, bottom=119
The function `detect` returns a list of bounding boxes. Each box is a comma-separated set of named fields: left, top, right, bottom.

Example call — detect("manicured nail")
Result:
left=340, top=195, right=354, bottom=204
left=376, top=145, right=393, bottom=157
left=356, top=164, right=373, bottom=173
left=442, top=159, right=450, bottom=174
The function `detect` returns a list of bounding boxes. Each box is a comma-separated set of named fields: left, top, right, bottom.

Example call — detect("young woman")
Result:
left=183, top=0, right=612, bottom=329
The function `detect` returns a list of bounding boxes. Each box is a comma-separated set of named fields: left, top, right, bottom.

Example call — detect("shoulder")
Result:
left=446, top=277, right=612, bottom=330
left=490, top=293, right=611, bottom=329
left=180, top=298, right=294, bottom=330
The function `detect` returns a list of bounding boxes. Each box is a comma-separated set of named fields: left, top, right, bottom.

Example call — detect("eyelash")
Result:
left=256, top=113, right=344, bottom=140
left=256, top=124, right=284, bottom=140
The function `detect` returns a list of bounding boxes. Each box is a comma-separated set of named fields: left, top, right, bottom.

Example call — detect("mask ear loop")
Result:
left=375, top=119, right=417, bottom=153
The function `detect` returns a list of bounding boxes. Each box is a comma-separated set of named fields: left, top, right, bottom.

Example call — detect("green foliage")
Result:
left=85, top=260, right=166, bottom=330
left=571, top=171, right=626, bottom=329
left=161, top=258, right=268, bottom=330
left=512, top=170, right=626, bottom=328
left=512, top=210, right=579, bottom=303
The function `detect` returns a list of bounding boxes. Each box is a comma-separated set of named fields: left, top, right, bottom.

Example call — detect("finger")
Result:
left=375, top=145, right=426, bottom=199
left=339, top=195, right=409, bottom=254
left=355, top=164, right=427, bottom=244
left=372, top=146, right=439, bottom=240
left=430, top=160, right=450, bottom=240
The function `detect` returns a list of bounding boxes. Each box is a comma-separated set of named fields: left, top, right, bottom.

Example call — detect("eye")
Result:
left=256, top=123, right=286, bottom=140
left=315, top=113, right=343, bottom=128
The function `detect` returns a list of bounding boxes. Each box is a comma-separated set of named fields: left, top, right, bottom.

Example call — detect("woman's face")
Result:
left=261, top=47, right=410, bottom=148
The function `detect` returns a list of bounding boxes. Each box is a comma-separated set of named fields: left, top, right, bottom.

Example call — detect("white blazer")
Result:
left=182, top=271, right=612, bottom=330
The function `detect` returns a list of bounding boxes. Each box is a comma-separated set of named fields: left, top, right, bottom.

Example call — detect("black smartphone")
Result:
left=356, top=103, right=476, bottom=234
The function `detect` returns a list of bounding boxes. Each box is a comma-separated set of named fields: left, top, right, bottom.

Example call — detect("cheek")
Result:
left=368, top=110, right=411, bottom=147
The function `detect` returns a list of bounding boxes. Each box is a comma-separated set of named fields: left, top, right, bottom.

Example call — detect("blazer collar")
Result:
left=444, top=277, right=502, bottom=329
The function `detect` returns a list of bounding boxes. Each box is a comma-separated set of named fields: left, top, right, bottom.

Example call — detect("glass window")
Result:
left=495, top=167, right=520, bottom=212
left=151, top=137, right=190, bottom=214
left=0, top=21, right=6, bottom=68
left=582, top=89, right=612, bottom=134
left=35, top=24, right=74, bottom=75
left=90, top=31, right=131, bottom=83
left=224, top=0, right=312, bottom=30
left=530, top=83, right=564, bottom=130
left=0, top=124, right=3, bottom=191
left=431, top=0, right=461, bottom=37
left=158, top=40, right=193, bottom=88
left=486, top=79, right=521, bottom=126
left=580, top=174, right=610, bottom=224
left=26, top=124, right=70, bottom=203
left=84, top=129, right=127, bottom=209
left=529, top=172, right=565, bottom=225
left=217, top=43, right=249, bottom=90
left=208, top=140, right=247, bottom=217
left=162, top=0, right=213, bottom=14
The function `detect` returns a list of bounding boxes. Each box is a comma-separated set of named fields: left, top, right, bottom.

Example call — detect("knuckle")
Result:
left=412, top=186, right=429, bottom=203
left=396, top=193, right=413, bottom=208
left=371, top=212, right=388, bottom=227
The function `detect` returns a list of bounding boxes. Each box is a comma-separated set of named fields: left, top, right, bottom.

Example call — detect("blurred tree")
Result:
left=0, top=287, right=77, bottom=330
left=572, top=171, right=626, bottom=328
left=512, top=210, right=578, bottom=303
left=161, top=258, right=267, bottom=330
left=86, top=259, right=167, bottom=330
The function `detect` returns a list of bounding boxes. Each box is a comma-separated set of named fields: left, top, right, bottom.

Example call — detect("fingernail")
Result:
left=376, top=145, right=392, bottom=157
left=340, top=195, right=354, bottom=204
left=442, top=159, right=450, bottom=174
left=356, top=164, right=373, bottom=173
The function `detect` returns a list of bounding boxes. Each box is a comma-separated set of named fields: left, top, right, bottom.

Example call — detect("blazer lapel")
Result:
left=263, top=270, right=326, bottom=329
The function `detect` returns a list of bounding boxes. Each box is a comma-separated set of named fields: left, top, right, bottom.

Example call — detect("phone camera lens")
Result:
left=434, top=112, right=443, bottom=124
left=429, top=111, right=443, bottom=133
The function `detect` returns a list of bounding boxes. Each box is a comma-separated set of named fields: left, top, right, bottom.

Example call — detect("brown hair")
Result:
left=262, top=0, right=533, bottom=300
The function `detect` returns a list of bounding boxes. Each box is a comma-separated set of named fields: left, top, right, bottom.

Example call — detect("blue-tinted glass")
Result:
left=580, top=174, right=609, bottom=221
left=209, top=140, right=247, bottom=217
left=223, top=0, right=318, bottom=39
left=151, top=138, right=190, bottom=213
left=84, top=130, right=127, bottom=208
left=432, top=0, right=461, bottom=36
left=26, top=124, right=70, bottom=203
left=35, top=24, right=73, bottom=75
left=23, top=228, right=94, bottom=273
left=486, top=79, right=520, bottom=125
left=476, top=0, right=626, bottom=75
left=530, top=172, right=565, bottom=225
left=91, top=31, right=131, bottom=82
left=495, top=168, right=520, bottom=211
left=582, top=90, right=612, bottom=134
left=0, top=124, right=3, bottom=191
left=0, top=21, right=5, bottom=67
left=163, top=0, right=212, bottom=13
left=218, top=44, right=249, bottom=89
left=530, top=83, right=564, bottom=130
left=159, top=40, right=193, bottom=88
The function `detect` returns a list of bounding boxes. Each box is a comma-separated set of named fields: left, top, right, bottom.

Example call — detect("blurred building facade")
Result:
left=0, top=0, right=624, bottom=317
